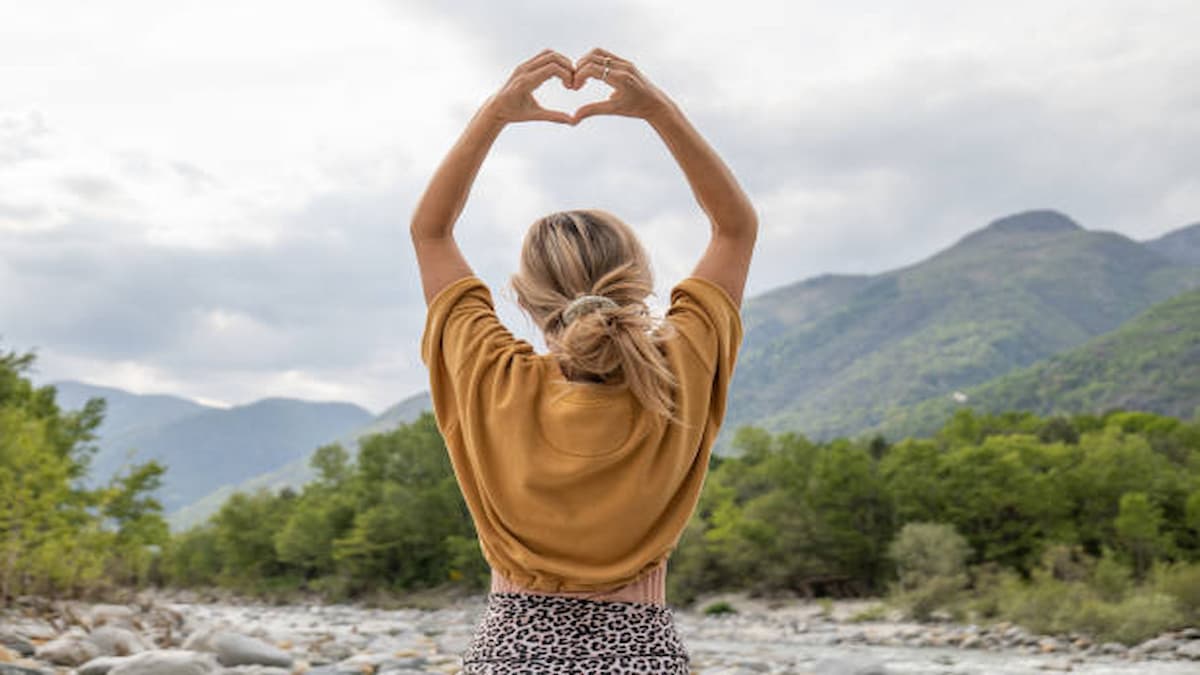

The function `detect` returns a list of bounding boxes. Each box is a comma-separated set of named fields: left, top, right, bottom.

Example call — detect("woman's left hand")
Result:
left=484, top=49, right=577, bottom=125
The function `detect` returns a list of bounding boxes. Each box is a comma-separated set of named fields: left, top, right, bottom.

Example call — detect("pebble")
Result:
left=0, top=633, right=35, bottom=657
left=34, top=631, right=102, bottom=666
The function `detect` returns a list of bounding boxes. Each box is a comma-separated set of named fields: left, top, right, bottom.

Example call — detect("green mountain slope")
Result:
left=1146, top=222, right=1200, bottom=266
left=723, top=210, right=1200, bottom=443
left=880, top=288, right=1200, bottom=438
left=168, top=390, right=432, bottom=530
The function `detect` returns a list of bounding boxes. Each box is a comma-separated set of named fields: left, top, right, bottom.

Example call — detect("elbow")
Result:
left=712, top=204, right=759, bottom=241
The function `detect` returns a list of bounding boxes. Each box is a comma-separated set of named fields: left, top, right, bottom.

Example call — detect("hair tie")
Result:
left=562, top=294, right=618, bottom=325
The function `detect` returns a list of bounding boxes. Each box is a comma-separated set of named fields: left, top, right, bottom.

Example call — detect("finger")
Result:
left=515, top=50, right=573, bottom=79
left=573, top=62, right=631, bottom=89
left=528, top=106, right=575, bottom=125
left=576, top=48, right=632, bottom=71
left=520, top=62, right=574, bottom=91
left=572, top=99, right=621, bottom=123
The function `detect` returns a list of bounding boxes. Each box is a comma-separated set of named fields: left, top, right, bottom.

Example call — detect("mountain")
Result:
left=879, top=287, right=1200, bottom=437
left=1146, top=222, right=1200, bottom=266
left=168, top=390, right=432, bottom=531
left=722, top=209, right=1200, bottom=443
left=50, top=380, right=373, bottom=515
left=51, top=381, right=216, bottom=486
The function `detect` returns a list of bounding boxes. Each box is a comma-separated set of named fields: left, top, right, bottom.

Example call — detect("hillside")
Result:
left=168, top=390, right=433, bottom=530
left=723, top=210, right=1200, bottom=443
left=50, top=381, right=373, bottom=514
left=1146, top=222, right=1200, bottom=266
left=879, top=288, right=1200, bottom=437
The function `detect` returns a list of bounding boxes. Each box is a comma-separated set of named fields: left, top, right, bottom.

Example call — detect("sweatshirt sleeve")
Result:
left=419, top=275, right=536, bottom=433
left=665, top=276, right=745, bottom=432
left=666, top=276, right=744, bottom=374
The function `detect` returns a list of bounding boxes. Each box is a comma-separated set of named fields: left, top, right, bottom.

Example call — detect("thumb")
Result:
left=572, top=100, right=619, bottom=123
left=528, top=106, right=574, bottom=125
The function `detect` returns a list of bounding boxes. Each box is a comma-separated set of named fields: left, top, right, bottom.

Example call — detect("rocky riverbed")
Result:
left=1, top=590, right=1197, bottom=674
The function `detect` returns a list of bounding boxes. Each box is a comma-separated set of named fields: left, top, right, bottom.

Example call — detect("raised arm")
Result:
left=571, top=48, right=758, bottom=307
left=410, top=49, right=575, bottom=305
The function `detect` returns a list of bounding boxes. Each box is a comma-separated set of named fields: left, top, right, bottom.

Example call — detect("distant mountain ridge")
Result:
left=51, top=381, right=372, bottom=517
left=169, top=390, right=433, bottom=530
left=1145, top=222, right=1200, bottom=266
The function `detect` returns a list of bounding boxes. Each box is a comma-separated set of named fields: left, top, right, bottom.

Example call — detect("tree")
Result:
left=1114, top=492, right=1167, bottom=579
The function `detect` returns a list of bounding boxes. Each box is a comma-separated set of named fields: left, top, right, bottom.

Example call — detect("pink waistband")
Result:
left=489, top=558, right=668, bottom=606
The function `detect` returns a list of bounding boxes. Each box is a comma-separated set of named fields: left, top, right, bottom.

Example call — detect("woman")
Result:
left=412, top=48, right=757, bottom=674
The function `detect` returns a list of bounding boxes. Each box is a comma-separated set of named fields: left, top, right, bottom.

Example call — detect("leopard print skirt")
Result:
left=461, top=592, right=691, bottom=674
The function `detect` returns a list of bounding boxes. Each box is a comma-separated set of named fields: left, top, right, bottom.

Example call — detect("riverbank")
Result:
left=0, top=588, right=1197, bottom=673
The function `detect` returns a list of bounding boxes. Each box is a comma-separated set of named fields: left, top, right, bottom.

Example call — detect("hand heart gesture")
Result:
left=485, top=48, right=670, bottom=126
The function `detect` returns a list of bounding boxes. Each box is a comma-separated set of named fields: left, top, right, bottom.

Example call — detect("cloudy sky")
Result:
left=3, top=0, right=1198, bottom=412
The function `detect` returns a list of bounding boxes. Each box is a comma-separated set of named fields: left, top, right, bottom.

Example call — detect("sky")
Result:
left=2, top=0, right=1198, bottom=413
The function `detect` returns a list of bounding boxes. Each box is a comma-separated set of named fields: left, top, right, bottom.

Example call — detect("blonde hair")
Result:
left=510, top=209, right=679, bottom=422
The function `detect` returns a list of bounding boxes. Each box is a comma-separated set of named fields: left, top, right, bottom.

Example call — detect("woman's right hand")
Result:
left=484, top=49, right=576, bottom=125
left=570, top=48, right=673, bottom=124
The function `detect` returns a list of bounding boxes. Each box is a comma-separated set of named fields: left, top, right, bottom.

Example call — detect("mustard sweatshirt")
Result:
left=421, top=274, right=743, bottom=592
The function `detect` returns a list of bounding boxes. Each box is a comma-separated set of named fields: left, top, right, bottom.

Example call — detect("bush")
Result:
left=892, top=573, right=967, bottom=621
left=996, top=572, right=1086, bottom=636
left=703, top=600, right=737, bottom=616
left=1075, top=593, right=1184, bottom=645
left=1090, top=549, right=1132, bottom=603
left=886, top=522, right=971, bottom=620
left=888, top=522, right=971, bottom=590
left=1151, top=561, right=1200, bottom=623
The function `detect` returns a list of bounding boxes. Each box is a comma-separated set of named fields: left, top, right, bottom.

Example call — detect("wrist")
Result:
left=476, top=96, right=511, bottom=129
left=644, top=95, right=680, bottom=127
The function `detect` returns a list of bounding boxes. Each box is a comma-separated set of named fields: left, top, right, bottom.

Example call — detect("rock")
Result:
left=1137, top=636, right=1179, bottom=654
left=34, top=632, right=102, bottom=666
left=77, top=655, right=133, bottom=675
left=0, top=664, right=50, bottom=675
left=1177, top=641, right=1200, bottom=660
left=211, top=632, right=293, bottom=668
left=959, top=634, right=982, bottom=649
left=89, top=605, right=139, bottom=631
left=302, top=666, right=366, bottom=675
left=216, top=667, right=291, bottom=674
left=0, top=632, right=35, bottom=657
left=1099, top=642, right=1127, bottom=655
left=89, top=625, right=153, bottom=656
left=1038, top=637, right=1062, bottom=653
left=107, top=650, right=221, bottom=675
left=811, top=658, right=890, bottom=675
left=182, top=625, right=221, bottom=652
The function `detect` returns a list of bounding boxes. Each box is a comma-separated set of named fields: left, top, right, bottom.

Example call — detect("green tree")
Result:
left=1114, top=492, right=1167, bottom=579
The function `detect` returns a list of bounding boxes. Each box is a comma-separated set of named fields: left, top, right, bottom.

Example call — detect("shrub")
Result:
left=703, top=600, right=737, bottom=616
left=892, top=573, right=967, bottom=621
left=1090, top=549, right=1132, bottom=603
left=888, top=522, right=971, bottom=590
left=1075, top=593, right=1184, bottom=645
left=886, top=522, right=972, bottom=621
left=1151, top=561, right=1200, bottom=623
left=849, top=603, right=889, bottom=622
left=996, top=572, right=1084, bottom=636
